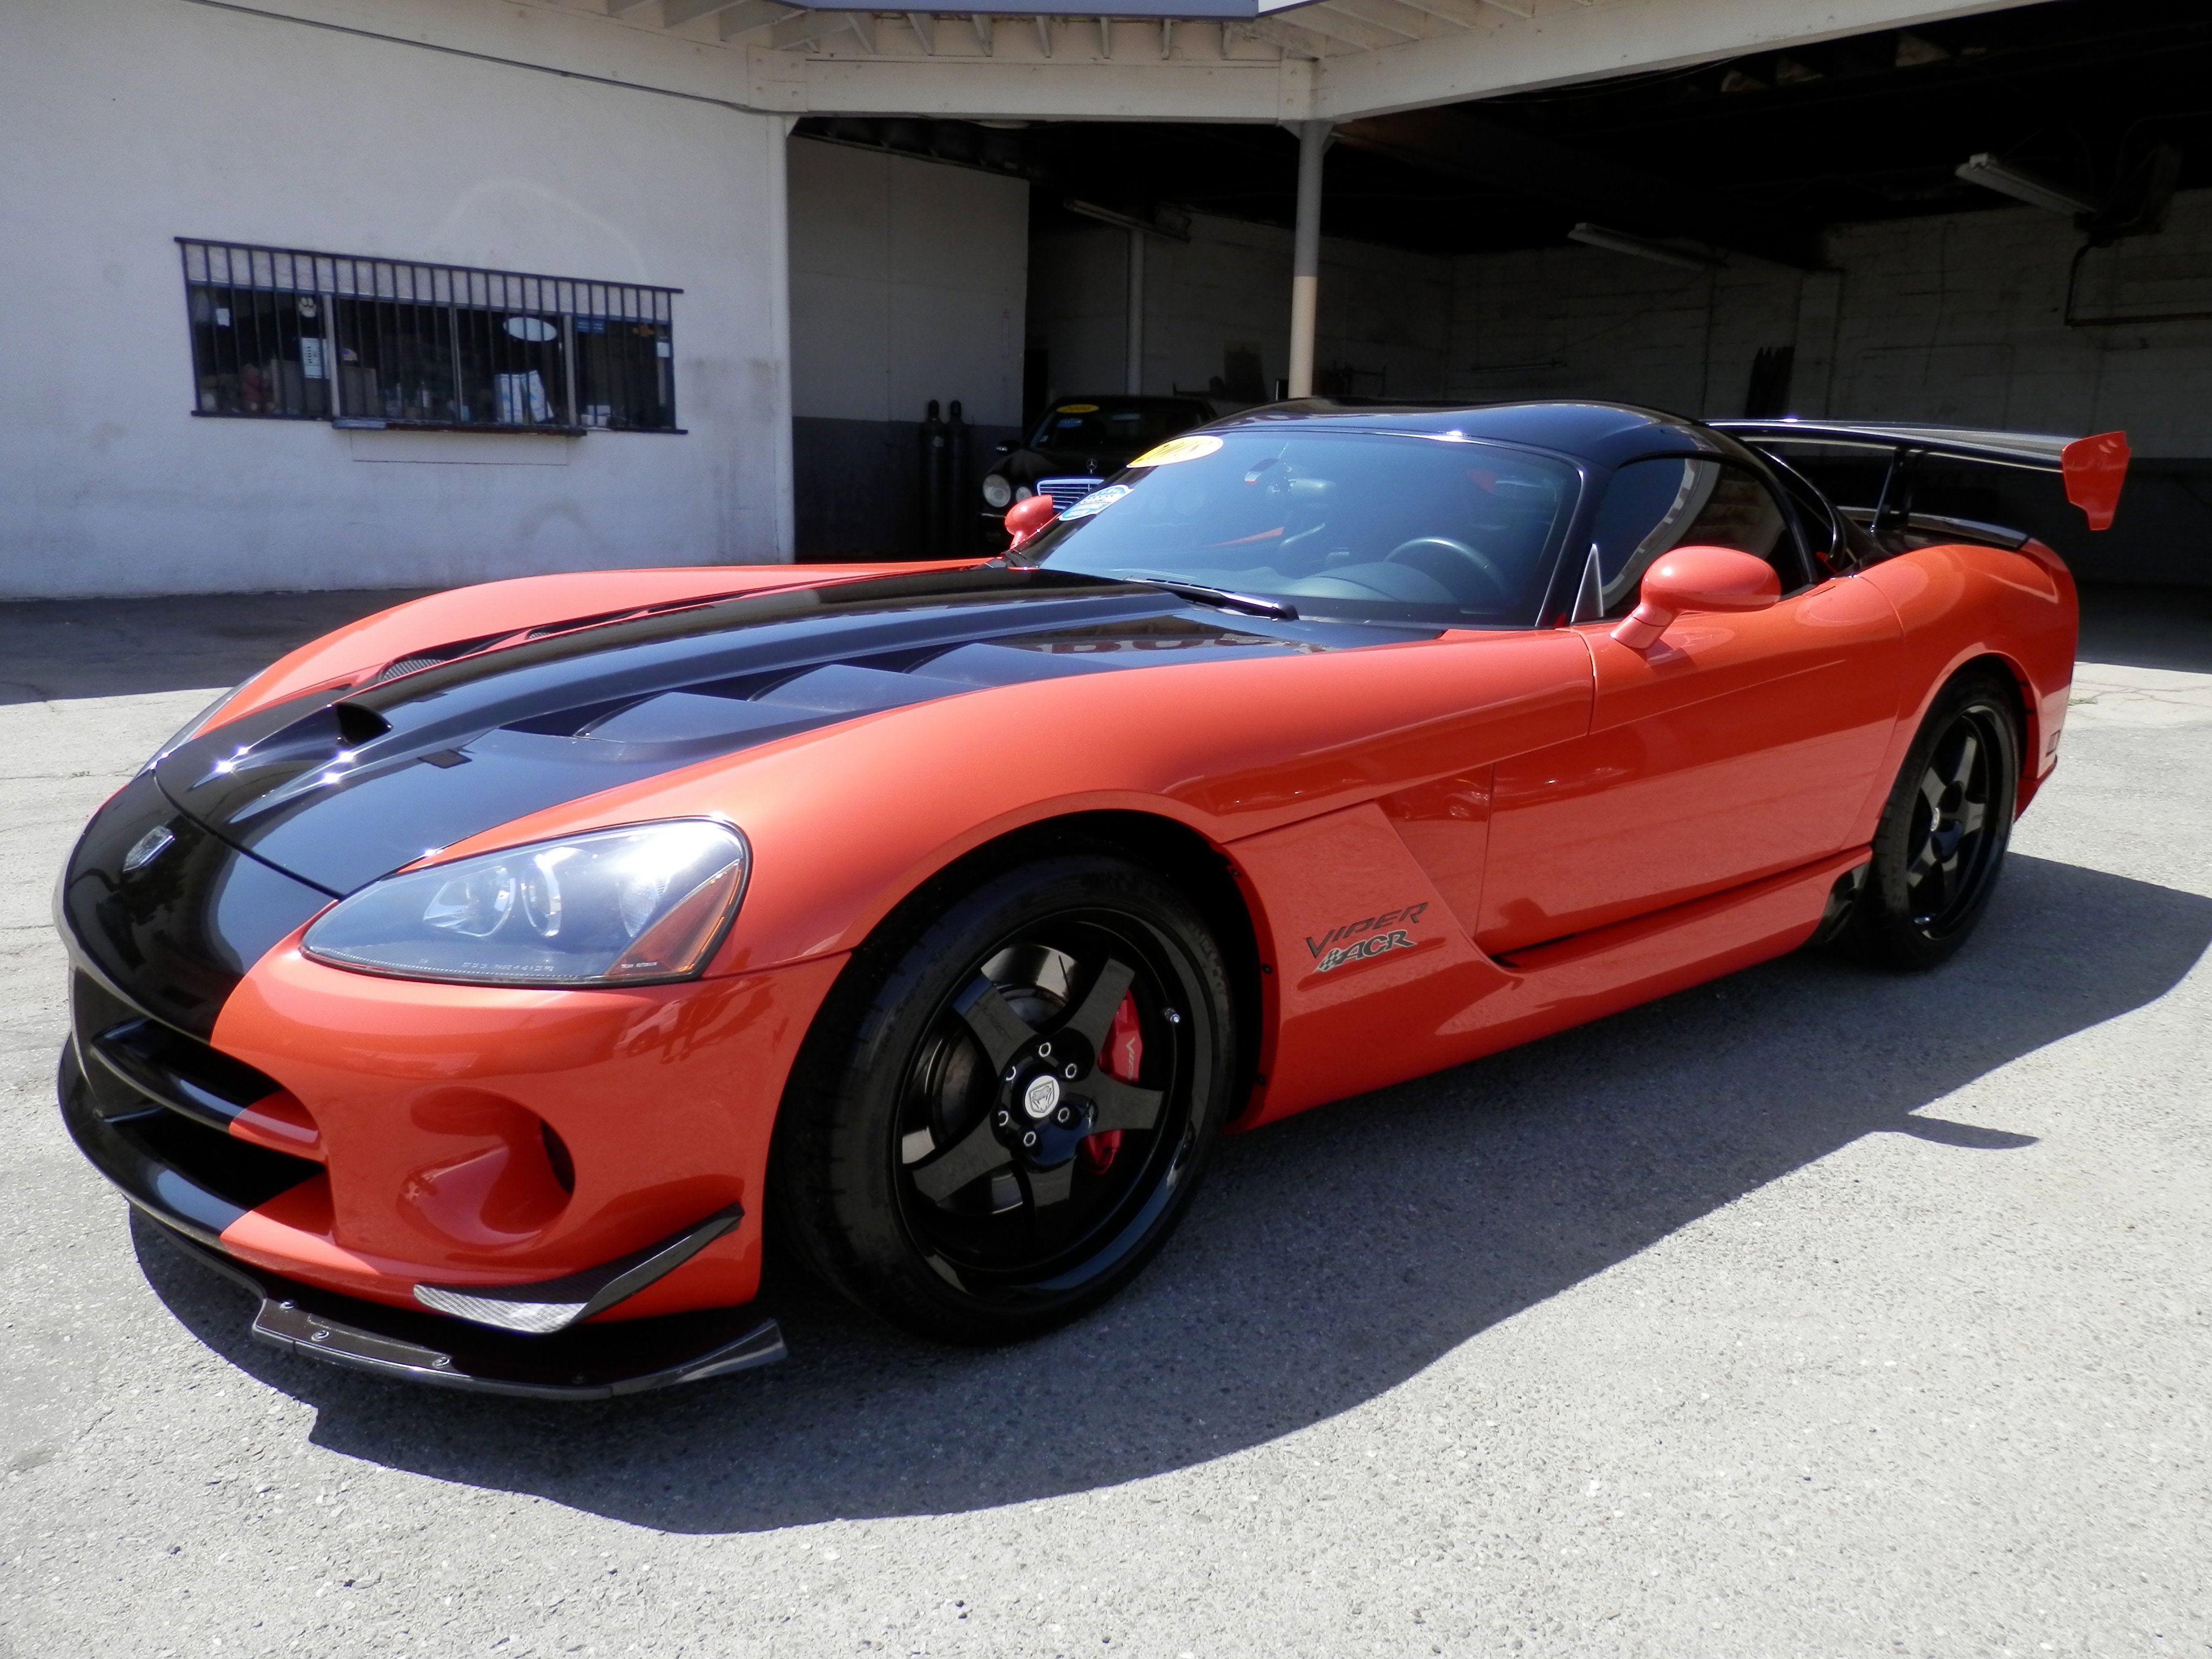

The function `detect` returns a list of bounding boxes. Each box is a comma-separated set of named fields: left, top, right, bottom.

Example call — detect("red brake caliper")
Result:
left=1082, top=992, right=1142, bottom=1172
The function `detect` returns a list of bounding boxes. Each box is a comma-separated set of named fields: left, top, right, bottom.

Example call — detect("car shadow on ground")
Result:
left=131, top=852, right=2212, bottom=1533
left=0, top=591, right=428, bottom=705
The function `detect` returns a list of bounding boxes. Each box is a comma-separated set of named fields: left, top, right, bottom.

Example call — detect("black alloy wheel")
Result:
left=772, top=854, right=1235, bottom=1344
left=1842, top=669, right=2022, bottom=971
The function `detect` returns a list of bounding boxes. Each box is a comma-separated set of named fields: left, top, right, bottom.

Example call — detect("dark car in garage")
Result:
left=978, top=395, right=1215, bottom=549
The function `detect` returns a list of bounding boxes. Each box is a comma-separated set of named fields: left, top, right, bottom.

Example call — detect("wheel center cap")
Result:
left=1022, top=1074, right=1062, bottom=1120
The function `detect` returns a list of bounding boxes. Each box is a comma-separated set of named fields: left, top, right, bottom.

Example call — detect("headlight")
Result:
left=981, top=474, right=1013, bottom=509
left=303, top=820, right=749, bottom=987
left=1013, top=484, right=1034, bottom=502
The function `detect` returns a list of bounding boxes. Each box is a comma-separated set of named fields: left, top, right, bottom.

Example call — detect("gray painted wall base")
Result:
left=794, top=416, right=1020, bottom=562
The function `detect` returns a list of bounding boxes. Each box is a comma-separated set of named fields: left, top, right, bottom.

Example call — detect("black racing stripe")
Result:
left=149, top=568, right=1360, bottom=895
left=58, top=770, right=336, bottom=1040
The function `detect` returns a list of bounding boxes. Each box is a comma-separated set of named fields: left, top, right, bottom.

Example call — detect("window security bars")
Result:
left=180, top=240, right=681, bottom=434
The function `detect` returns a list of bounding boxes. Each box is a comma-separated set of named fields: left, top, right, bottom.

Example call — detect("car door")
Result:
left=1477, top=453, right=1904, bottom=956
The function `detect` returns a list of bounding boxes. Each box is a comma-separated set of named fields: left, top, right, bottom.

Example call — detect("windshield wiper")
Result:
left=1117, top=573, right=1299, bottom=621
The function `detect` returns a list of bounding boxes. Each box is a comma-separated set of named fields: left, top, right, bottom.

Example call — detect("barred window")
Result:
left=179, top=239, right=681, bottom=434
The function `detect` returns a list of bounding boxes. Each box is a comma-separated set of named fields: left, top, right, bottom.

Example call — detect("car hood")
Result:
left=152, top=567, right=1370, bottom=896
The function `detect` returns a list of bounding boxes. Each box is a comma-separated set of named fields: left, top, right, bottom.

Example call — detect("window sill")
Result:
left=331, top=418, right=687, bottom=435
left=331, top=417, right=592, bottom=436
left=186, top=412, right=684, bottom=435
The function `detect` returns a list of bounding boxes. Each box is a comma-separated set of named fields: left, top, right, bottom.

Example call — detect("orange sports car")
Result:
left=56, top=400, right=2128, bottom=1397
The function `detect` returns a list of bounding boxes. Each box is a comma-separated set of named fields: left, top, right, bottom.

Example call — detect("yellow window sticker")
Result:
left=1128, top=434, right=1224, bottom=468
left=1057, top=403, right=1100, bottom=414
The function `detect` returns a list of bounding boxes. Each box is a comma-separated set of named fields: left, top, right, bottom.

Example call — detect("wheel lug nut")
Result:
left=1063, top=1063, right=1078, bottom=1079
left=1003, top=1066, right=1019, bottom=1082
left=995, top=1110, right=1011, bottom=1128
left=1056, top=1107, right=1071, bottom=1125
left=1022, top=1130, right=1037, bottom=1148
left=1037, top=1041, right=1053, bottom=1059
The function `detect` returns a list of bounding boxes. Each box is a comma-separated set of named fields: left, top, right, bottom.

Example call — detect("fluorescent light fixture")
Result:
left=806, top=0, right=1253, bottom=12
left=1063, top=199, right=1192, bottom=242
left=1954, top=153, right=2093, bottom=217
left=1567, top=223, right=1722, bottom=271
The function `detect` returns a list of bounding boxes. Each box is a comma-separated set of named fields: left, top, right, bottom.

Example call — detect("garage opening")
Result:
left=787, top=0, right=2212, bottom=586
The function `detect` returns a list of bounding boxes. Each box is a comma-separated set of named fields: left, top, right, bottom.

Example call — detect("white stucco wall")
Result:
left=0, top=0, right=792, bottom=599
left=787, top=139, right=1029, bottom=427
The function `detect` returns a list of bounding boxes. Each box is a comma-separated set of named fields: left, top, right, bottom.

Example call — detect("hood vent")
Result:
left=577, top=663, right=977, bottom=747
left=369, top=633, right=511, bottom=685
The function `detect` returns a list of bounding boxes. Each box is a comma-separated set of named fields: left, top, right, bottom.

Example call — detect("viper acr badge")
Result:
left=1305, top=902, right=1429, bottom=973
left=1315, top=930, right=1415, bottom=973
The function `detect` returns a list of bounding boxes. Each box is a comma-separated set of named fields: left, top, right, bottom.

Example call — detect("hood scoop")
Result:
left=187, top=702, right=393, bottom=819
left=195, top=702, right=390, bottom=779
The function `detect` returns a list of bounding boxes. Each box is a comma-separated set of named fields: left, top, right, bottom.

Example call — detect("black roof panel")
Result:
left=1215, top=399, right=1729, bottom=469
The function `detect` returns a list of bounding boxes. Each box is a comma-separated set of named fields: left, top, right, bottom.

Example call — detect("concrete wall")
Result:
left=1028, top=213, right=1452, bottom=404
left=1448, top=253, right=1798, bottom=417
left=787, top=139, right=1028, bottom=557
left=0, top=0, right=792, bottom=600
left=1447, top=191, right=2212, bottom=444
left=1444, top=192, right=2212, bottom=583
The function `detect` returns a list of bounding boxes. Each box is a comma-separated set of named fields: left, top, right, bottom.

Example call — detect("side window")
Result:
left=1583, top=457, right=1810, bottom=619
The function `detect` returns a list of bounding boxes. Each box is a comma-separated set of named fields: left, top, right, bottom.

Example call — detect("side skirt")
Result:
left=1242, top=844, right=1869, bottom=1125
left=1460, top=847, right=1873, bottom=1053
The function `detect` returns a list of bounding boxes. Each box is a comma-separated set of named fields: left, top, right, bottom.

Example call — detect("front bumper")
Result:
left=54, top=765, right=848, bottom=1387
left=152, top=1214, right=785, bottom=1399
left=63, top=1043, right=787, bottom=1396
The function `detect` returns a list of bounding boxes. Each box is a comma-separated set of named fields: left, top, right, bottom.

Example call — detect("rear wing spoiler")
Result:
left=1712, top=420, right=2130, bottom=531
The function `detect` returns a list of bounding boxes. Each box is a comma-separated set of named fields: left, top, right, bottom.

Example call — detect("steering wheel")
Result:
left=1383, top=537, right=1513, bottom=608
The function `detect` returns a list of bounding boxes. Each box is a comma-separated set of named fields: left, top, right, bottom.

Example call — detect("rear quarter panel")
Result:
left=1852, top=538, right=2078, bottom=830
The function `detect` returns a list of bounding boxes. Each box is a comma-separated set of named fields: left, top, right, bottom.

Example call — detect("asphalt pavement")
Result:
left=3, top=583, right=2208, bottom=1657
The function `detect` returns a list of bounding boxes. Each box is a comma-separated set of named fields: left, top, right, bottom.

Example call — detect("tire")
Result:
left=1840, top=667, right=2022, bottom=971
left=770, top=854, right=1237, bottom=1344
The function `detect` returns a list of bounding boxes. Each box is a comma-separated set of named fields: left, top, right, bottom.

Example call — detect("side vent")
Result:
left=369, top=632, right=513, bottom=684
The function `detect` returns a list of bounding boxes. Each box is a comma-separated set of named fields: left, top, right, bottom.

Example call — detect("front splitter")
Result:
left=150, top=1221, right=786, bottom=1400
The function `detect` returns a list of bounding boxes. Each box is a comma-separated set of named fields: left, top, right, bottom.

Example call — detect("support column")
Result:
left=1287, top=119, right=1328, bottom=400
left=766, top=114, right=798, bottom=561
left=1125, top=227, right=1145, bottom=395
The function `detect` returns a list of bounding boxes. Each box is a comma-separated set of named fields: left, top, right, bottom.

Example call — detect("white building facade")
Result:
left=4, top=0, right=795, bottom=597
left=0, top=0, right=2080, bottom=598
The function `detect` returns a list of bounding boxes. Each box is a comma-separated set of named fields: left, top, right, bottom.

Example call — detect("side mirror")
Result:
left=1003, top=494, right=1060, bottom=551
left=994, top=438, right=1017, bottom=455
left=1610, top=545, right=1780, bottom=649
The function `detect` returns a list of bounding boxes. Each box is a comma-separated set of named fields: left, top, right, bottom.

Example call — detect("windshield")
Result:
left=1027, top=401, right=1210, bottom=452
left=1021, top=430, right=1581, bottom=627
